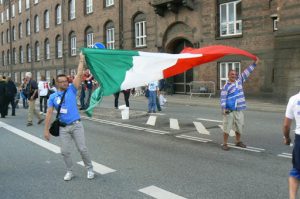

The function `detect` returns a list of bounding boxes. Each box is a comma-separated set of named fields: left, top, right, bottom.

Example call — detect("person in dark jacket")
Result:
left=6, top=77, right=17, bottom=116
left=0, top=75, right=7, bottom=118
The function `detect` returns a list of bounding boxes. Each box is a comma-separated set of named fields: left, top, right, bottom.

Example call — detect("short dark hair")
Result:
left=56, top=74, right=67, bottom=81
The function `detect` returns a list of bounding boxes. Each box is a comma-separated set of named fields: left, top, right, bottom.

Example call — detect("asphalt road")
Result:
left=0, top=99, right=293, bottom=199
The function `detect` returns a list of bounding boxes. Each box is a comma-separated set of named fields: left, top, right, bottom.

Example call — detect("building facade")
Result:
left=0, top=0, right=299, bottom=101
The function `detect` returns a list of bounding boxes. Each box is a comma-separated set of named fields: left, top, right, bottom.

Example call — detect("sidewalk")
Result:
left=129, top=94, right=286, bottom=113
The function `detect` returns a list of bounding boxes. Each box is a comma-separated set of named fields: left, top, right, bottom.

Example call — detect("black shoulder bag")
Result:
left=49, top=90, right=67, bottom=137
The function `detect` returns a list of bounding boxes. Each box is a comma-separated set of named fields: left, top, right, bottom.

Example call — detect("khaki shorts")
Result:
left=223, top=111, right=244, bottom=134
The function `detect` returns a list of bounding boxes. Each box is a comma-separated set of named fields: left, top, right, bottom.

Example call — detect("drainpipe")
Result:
left=119, top=0, right=123, bottom=49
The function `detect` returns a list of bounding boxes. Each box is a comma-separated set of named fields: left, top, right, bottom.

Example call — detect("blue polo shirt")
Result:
left=48, top=84, right=80, bottom=124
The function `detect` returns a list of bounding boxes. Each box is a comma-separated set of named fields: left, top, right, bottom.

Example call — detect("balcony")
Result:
left=151, top=0, right=194, bottom=16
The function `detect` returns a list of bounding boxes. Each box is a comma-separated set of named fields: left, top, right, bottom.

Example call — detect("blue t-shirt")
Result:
left=48, top=84, right=80, bottom=124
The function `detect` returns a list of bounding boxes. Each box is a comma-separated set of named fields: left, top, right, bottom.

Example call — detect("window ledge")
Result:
left=216, top=34, right=243, bottom=40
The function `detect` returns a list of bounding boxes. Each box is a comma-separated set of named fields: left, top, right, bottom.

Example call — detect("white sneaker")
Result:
left=63, top=171, right=73, bottom=181
left=87, top=170, right=95, bottom=179
left=39, top=112, right=43, bottom=115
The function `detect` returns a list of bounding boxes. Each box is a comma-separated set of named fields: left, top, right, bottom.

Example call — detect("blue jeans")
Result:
left=148, top=91, right=157, bottom=112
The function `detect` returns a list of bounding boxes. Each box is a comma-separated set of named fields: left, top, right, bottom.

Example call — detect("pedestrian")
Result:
left=44, top=53, right=95, bottom=181
left=5, top=77, right=17, bottom=116
left=147, top=81, right=159, bottom=113
left=21, top=78, right=28, bottom=108
left=283, top=91, right=300, bottom=199
left=25, top=72, right=44, bottom=126
left=38, top=75, right=49, bottom=115
left=114, top=89, right=130, bottom=109
left=220, top=58, right=259, bottom=151
left=84, top=69, right=93, bottom=108
left=0, top=75, right=7, bottom=118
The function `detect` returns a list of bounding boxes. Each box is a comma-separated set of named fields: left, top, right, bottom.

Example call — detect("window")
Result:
left=85, top=27, right=93, bottom=48
left=6, top=8, right=9, bottom=21
left=105, top=22, right=115, bottom=49
left=1, top=32, right=3, bottom=45
left=69, top=0, right=76, bottom=20
left=56, top=35, right=62, bottom=58
left=44, top=10, right=49, bottom=29
left=86, top=0, right=93, bottom=14
left=26, top=0, right=30, bottom=9
left=26, top=19, right=30, bottom=36
left=34, top=15, right=39, bottom=32
left=12, top=48, right=17, bottom=64
left=12, top=26, right=16, bottom=41
left=46, top=70, right=51, bottom=82
left=106, top=0, right=114, bottom=7
left=134, top=13, right=147, bottom=47
left=273, top=17, right=279, bottom=31
left=45, top=38, right=50, bottom=59
left=7, top=50, right=10, bottom=65
left=2, top=51, right=5, bottom=66
left=69, top=32, right=76, bottom=56
left=11, top=4, right=15, bottom=18
left=35, top=41, right=40, bottom=61
left=219, top=0, right=242, bottom=37
left=27, top=44, right=31, bottom=62
left=56, top=5, right=61, bottom=25
left=18, top=0, right=22, bottom=13
left=1, top=12, right=3, bottom=23
left=19, top=46, right=24, bottom=63
left=18, top=23, right=22, bottom=38
left=6, top=29, right=10, bottom=43
left=219, top=62, right=240, bottom=88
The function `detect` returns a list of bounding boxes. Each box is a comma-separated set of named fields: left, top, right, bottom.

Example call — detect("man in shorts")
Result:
left=283, top=91, right=300, bottom=199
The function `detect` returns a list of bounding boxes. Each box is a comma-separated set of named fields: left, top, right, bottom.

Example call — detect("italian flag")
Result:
left=82, top=45, right=257, bottom=116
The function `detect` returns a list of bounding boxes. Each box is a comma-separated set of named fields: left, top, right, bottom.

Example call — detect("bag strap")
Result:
left=55, top=90, right=67, bottom=119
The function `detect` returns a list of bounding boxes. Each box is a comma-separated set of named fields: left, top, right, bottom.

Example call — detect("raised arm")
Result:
left=73, top=53, right=85, bottom=89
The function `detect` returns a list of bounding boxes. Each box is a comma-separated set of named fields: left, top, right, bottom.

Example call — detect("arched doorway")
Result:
left=166, top=39, right=193, bottom=94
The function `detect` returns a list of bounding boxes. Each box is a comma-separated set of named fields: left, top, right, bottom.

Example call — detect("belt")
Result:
left=60, top=119, right=81, bottom=127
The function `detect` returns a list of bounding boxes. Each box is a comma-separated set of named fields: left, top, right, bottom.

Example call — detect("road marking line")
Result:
left=82, top=116, right=169, bottom=135
left=224, top=144, right=261, bottom=153
left=278, top=154, right=292, bottom=159
left=197, top=118, right=222, bottom=123
left=193, top=121, right=210, bottom=135
left=151, top=113, right=165, bottom=116
left=77, top=161, right=116, bottom=175
left=282, top=153, right=292, bottom=156
left=139, top=185, right=187, bottom=199
left=218, top=125, right=235, bottom=137
left=170, top=118, right=180, bottom=130
left=146, top=116, right=157, bottom=126
left=176, top=135, right=212, bottom=143
left=0, top=121, right=61, bottom=154
left=227, top=143, right=265, bottom=151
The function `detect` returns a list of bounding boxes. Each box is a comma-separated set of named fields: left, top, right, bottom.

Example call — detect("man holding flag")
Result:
left=220, top=58, right=259, bottom=151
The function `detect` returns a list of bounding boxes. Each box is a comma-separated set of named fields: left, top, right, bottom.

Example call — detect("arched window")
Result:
left=2, top=51, right=5, bottom=66
left=69, top=31, right=76, bottom=56
left=84, top=26, right=93, bottom=48
left=12, top=48, right=17, bottom=64
left=44, top=10, right=49, bottom=29
left=26, top=19, right=30, bottom=36
left=34, top=15, right=39, bottom=32
left=105, top=21, right=115, bottom=49
left=1, top=32, right=3, bottom=45
left=12, top=26, right=16, bottom=41
left=55, top=4, right=61, bottom=25
left=6, top=29, right=10, bottom=43
left=35, top=41, right=40, bottom=61
left=26, top=44, right=31, bottom=62
left=133, top=13, right=147, bottom=48
left=56, top=35, right=62, bottom=58
left=69, top=0, right=76, bottom=20
left=44, top=38, right=50, bottom=60
left=19, top=46, right=24, bottom=64
left=18, top=23, right=22, bottom=38
left=7, top=49, right=10, bottom=65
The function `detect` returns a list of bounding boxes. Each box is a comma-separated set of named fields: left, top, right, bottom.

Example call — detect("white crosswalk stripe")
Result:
left=170, top=118, right=180, bottom=130
left=193, top=121, right=210, bottom=135
left=278, top=153, right=292, bottom=159
left=146, top=115, right=157, bottom=126
left=139, top=185, right=187, bottom=199
left=77, top=161, right=116, bottom=175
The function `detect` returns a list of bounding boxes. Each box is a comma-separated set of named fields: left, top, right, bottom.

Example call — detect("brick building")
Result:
left=0, top=0, right=299, bottom=101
